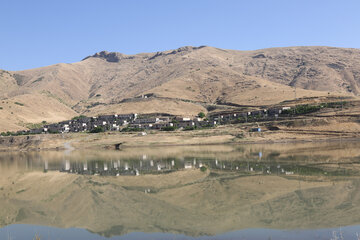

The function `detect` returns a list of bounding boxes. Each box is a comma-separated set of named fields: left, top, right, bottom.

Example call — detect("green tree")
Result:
left=161, top=126, right=177, bottom=131
left=198, top=112, right=205, bottom=118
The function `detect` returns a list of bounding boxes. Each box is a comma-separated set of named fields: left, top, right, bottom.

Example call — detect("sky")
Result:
left=1, top=0, right=360, bottom=70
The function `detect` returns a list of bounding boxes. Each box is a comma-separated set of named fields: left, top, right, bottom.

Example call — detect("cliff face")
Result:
left=0, top=45, right=359, bottom=131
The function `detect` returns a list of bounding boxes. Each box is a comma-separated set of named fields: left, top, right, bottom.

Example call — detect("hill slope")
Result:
left=1, top=46, right=360, bottom=131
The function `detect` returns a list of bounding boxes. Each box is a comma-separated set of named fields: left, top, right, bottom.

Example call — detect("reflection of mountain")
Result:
left=1, top=166, right=360, bottom=237
left=1, top=142, right=360, bottom=238
left=3, top=141, right=360, bottom=177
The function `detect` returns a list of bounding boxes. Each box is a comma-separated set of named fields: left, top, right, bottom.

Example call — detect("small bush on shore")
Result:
left=90, top=126, right=105, bottom=133
left=161, top=126, right=177, bottom=131
left=184, top=126, right=197, bottom=131
left=121, top=127, right=144, bottom=132
left=72, top=115, right=87, bottom=120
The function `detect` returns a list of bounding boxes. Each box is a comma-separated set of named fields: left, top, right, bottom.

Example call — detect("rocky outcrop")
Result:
left=83, top=51, right=130, bottom=62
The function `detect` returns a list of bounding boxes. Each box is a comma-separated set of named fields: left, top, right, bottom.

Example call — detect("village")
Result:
left=1, top=100, right=344, bottom=136
left=21, top=113, right=216, bottom=135
left=18, top=107, right=289, bottom=135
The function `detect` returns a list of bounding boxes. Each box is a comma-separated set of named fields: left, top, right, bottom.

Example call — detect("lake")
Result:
left=1, top=141, right=360, bottom=240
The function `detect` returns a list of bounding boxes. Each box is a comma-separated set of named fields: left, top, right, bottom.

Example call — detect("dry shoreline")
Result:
left=0, top=124, right=359, bottom=152
left=2, top=106, right=360, bottom=152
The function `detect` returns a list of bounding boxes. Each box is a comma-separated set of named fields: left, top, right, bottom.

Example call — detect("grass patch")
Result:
left=15, top=208, right=26, bottom=221
left=41, top=90, right=70, bottom=107
left=32, top=76, right=44, bottom=84
left=14, top=102, right=24, bottom=106
left=321, top=101, right=348, bottom=108
left=25, top=122, right=46, bottom=130
left=161, top=126, right=177, bottom=131
left=90, top=126, right=105, bottom=133
left=72, top=115, right=87, bottom=120
left=121, top=127, right=144, bottom=132
left=16, top=189, right=26, bottom=194
left=184, top=126, right=197, bottom=131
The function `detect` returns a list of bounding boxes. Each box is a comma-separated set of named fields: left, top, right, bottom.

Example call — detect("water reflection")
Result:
left=1, top=142, right=360, bottom=239
left=1, top=142, right=360, bottom=177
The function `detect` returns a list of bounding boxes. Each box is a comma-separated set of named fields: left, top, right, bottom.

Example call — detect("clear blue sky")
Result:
left=1, top=0, right=359, bottom=70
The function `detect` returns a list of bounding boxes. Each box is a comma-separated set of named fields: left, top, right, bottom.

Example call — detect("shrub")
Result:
left=1, top=131, right=16, bottom=136
left=72, top=115, right=87, bottom=120
left=121, top=127, right=143, bottom=132
left=237, top=117, right=246, bottom=122
left=280, top=105, right=321, bottom=115
left=200, top=166, right=207, bottom=172
left=161, top=126, right=177, bottom=131
left=235, top=133, right=244, bottom=138
left=198, top=112, right=205, bottom=118
left=48, top=129, right=60, bottom=134
left=295, top=105, right=321, bottom=114
left=14, top=102, right=24, bottom=106
left=90, top=126, right=105, bottom=133
left=281, top=109, right=292, bottom=115
left=206, top=105, right=217, bottom=111
left=321, top=101, right=347, bottom=108
left=200, top=124, right=214, bottom=129
left=184, top=126, right=197, bottom=131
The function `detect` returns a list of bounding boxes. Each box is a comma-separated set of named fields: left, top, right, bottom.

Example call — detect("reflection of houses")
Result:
left=34, top=154, right=322, bottom=177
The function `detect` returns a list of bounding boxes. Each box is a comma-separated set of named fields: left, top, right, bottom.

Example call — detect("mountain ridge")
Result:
left=1, top=45, right=360, bottom=131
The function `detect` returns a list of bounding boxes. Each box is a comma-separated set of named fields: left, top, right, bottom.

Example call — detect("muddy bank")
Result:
left=0, top=134, right=70, bottom=152
left=0, top=124, right=359, bottom=152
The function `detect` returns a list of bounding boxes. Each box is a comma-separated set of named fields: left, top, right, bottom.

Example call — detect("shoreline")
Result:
left=0, top=129, right=358, bottom=152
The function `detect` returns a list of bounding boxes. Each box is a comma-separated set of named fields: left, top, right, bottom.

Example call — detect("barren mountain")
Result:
left=1, top=46, right=360, bottom=131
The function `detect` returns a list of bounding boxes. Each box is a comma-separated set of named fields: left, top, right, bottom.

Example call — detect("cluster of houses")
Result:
left=210, top=106, right=292, bottom=124
left=19, top=113, right=217, bottom=135
left=13, top=105, right=297, bottom=135
left=23, top=113, right=137, bottom=134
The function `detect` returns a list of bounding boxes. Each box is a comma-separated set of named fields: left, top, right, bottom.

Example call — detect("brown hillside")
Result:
left=1, top=46, right=359, bottom=131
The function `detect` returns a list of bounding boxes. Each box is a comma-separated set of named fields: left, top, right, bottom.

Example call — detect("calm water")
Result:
left=1, top=142, right=360, bottom=240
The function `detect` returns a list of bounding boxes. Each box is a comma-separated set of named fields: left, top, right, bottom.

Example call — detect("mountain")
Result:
left=1, top=46, right=360, bottom=132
